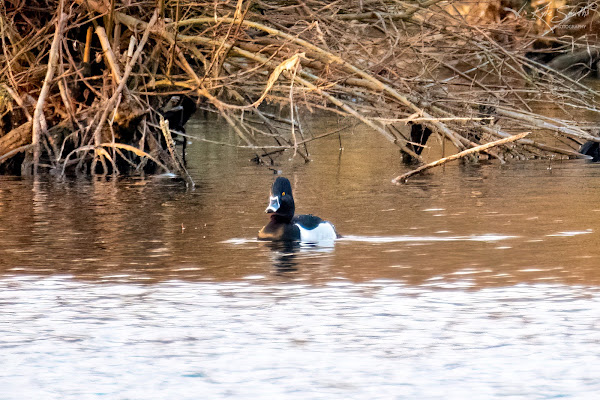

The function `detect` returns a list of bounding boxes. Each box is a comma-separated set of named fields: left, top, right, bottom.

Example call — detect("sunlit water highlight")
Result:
left=223, top=233, right=519, bottom=245
left=1, top=275, right=599, bottom=399
left=339, top=234, right=519, bottom=243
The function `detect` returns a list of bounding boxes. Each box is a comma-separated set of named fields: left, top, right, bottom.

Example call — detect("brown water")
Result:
left=1, top=117, right=600, bottom=398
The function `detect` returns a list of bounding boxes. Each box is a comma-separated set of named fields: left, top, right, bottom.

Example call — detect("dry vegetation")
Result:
left=1, top=0, right=599, bottom=183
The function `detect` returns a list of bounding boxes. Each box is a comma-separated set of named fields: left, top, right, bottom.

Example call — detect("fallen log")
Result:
left=548, top=49, right=600, bottom=72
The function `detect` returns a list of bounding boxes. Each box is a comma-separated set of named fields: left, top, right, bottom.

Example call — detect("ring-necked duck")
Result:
left=258, top=177, right=339, bottom=242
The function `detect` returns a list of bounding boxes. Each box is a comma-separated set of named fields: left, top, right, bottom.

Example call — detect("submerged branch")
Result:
left=393, top=132, right=531, bottom=184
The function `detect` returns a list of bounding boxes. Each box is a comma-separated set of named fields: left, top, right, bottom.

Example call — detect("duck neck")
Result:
left=271, top=213, right=293, bottom=224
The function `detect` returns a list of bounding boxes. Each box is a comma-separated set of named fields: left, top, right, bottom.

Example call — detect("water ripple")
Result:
left=0, top=276, right=599, bottom=399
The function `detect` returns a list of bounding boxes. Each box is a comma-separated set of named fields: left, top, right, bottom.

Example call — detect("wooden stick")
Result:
left=96, top=26, right=122, bottom=84
left=61, top=142, right=169, bottom=176
left=335, top=0, right=446, bottom=20
left=392, top=132, right=530, bottom=184
left=2, top=84, right=31, bottom=121
left=83, top=26, right=93, bottom=64
left=28, top=12, right=67, bottom=175
left=107, top=11, right=423, bottom=160
left=0, top=144, right=34, bottom=164
left=77, top=9, right=158, bottom=175
left=495, top=108, right=594, bottom=140
left=159, top=116, right=195, bottom=188
left=478, top=125, right=586, bottom=158
left=174, top=16, right=463, bottom=153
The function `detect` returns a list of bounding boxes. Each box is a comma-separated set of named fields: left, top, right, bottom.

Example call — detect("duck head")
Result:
left=266, top=177, right=295, bottom=221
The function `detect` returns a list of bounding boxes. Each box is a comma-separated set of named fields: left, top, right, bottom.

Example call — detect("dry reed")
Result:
left=0, top=0, right=599, bottom=182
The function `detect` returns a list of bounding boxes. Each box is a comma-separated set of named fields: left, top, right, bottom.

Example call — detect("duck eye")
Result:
left=282, top=192, right=285, bottom=196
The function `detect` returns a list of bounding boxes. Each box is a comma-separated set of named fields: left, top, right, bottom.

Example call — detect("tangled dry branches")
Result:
left=1, top=0, right=599, bottom=181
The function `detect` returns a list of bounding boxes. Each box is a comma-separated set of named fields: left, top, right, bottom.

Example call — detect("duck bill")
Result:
left=265, top=195, right=280, bottom=213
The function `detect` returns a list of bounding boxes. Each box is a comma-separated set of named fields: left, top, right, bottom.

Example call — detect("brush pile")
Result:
left=1, top=0, right=599, bottom=182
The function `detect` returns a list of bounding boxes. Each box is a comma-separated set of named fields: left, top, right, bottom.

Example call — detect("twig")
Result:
left=392, top=132, right=530, bottom=184
left=159, top=116, right=195, bottom=188
left=96, top=26, right=123, bottom=84
left=79, top=9, right=159, bottom=176
left=28, top=12, right=67, bottom=176
left=62, top=142, right=169, bottom=175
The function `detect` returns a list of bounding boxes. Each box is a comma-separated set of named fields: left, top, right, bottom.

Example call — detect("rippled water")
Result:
left=2, top=277, right=599, bottom=399
left=1, top=117, right=600, bottom=398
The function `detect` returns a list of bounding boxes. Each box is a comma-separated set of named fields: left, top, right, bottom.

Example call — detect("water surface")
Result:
left=1, top=117, right=599, bottom=398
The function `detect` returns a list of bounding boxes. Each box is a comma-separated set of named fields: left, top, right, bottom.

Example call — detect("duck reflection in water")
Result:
left=261, top=240, right=336, bottom=276
left=263, top=241, right=301, bottom=274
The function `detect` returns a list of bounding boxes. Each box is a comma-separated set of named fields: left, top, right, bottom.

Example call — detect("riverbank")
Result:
left=1, top=0, right=599, bottom=180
